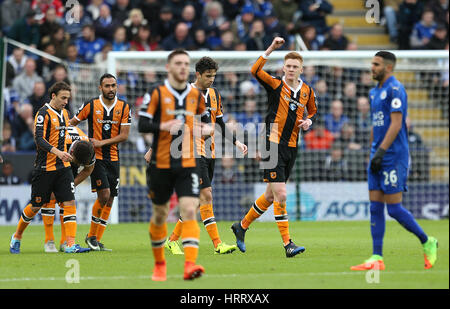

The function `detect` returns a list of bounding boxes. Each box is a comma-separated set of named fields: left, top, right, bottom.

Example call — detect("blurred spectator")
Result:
left=314, top=79, right=332, bottom=114
left=66, top=43, right=81, bottom=64
left=11, top=103, right=36, bottom=151
left=341, top=81, right=358, bottom=117
left=410, top=10, right=437, bottom=49
left=1, top=0, right=30, bottom=34
left=180, top=4, right=203, bottom=37
left=383, top=0, right=402, bottom=43
left=222, top=0, right=245, bottom=22
left=112, top=26, right=131, bottom=51
left=353, top=96, right=371, bottom=149
left=215, top=30, right=236, bottom=50
left=245, top=0, right=274, bottom=19
left=94, top=4, right=120, bottom=42
left=322, top=142, right=348, bottom=181
left=12, top=58, right=44, bottom=102
left=245, top=18, right=272, bottom=50
left=322, top=23, right=349, bottom=50
left=3, top=89, right=21, bottom=124
left=130, top=25, right=158, bottom=51
left=397, top=0, right=424, bottom=49
left=46, top=64, right=71, bottom=91
left=151, top=6, right=176, bottom=43
left=7, top=47, right=27, bottom=76
left=63, top=4, right=93, bottom=39
left=232, top=3, right=255, bottom=41
left=234, top=97, right=263, bottom=129
left=336, top=123, right=361, bottom=150
left=217, top=157, right=242, bottom=184
left=112, top=0, right=133, bottom=24
left=302, top=66, right=320, bottom=89
left=203, top=1, right=230, bottom=49
left=39, top=7, right=60, bottom=40
left=94, top=42, right=113, bottom=73
left=7, top=9, right=41, bottom=48
left=28, top=81, right=47, bottom=117
left=123, top=8, right=149, bottom=42
left=75, top=24, right=106, bottom=63
left=357, top=70, right=374, bottom=98
left=298, top=0, right=333, bottom=36
left=193, top=29, right=212, bottom=51
left=323, top=99, right=349, bottom=139
left=0, top=160, right=22, bottom=185
left=272, top=0, right=300, bottom=33
left=303, top=119, right=334, bottom=150
left=117, top=79, right=127, bottom=101
left=167, top=0, right=186, bottom=20
left=36, top=43, right=58, bottom=83
left=139, top=0, right=161, bottom=25
left=425, top=23, right=449, bottom=49
left=263, top=11, right=290, bottom=43
left=86, top=0, right=103, bottom=21
left=298, top=24, right=321, bottom=50
left=40, top=25, right=71, bottom=59
left=326, top=66, right=345, bottom=99
left=161, top=22, right=195, bottom=50
left=405, top=116, right=425, bottom=150
left=425, top=0, right=449, bottom=26
left=2, top=122, right=17, bottom=153
left=31, top=0, right=64, bottom=17
left=219, top=71, right=240, bottom=106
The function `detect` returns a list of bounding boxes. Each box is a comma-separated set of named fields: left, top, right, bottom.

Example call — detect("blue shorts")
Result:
left=368, top=161, right=409, bottom=194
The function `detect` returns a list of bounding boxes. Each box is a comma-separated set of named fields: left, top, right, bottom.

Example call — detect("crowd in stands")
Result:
left=1, top=0, right=448, bottom=183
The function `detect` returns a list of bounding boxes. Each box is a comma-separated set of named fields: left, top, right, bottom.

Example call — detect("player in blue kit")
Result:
left=350, top=51, right=438, bottom=271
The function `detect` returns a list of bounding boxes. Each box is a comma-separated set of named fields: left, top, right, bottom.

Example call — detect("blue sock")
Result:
left=387, top=203, right=428, bottom=244
left=370, top=201, right=385, bottom=256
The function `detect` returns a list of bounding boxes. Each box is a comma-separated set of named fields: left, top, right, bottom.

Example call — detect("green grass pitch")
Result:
left=0, top=220, right=448, bottom=289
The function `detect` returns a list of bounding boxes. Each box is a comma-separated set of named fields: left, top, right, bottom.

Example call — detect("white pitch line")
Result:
left=0, top=270, right=447, bottom=283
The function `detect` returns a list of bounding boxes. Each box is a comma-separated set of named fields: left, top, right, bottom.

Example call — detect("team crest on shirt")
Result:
left=96, top=180, right=102, bottom=186
left=302, top=92, right=307, bottom=98
left=380, top=90, right=387, bottom=100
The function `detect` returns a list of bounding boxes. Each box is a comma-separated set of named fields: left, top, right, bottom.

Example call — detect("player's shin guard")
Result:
left=169, top=217, right=183, bottom=241
left=96, top=205, right=111, bottom=242
left=88, top=199, right=103, bottom=238
left=63, top=205, right=77, bottom=247
left=370, top=201, right=385, bottom=256
left=241, top=194, right=272, bottom=229
left=274, top=202, right=290, bottom=245
left=41, top=199, right=56, bottom=243
left=14, top=203, right=37, bottom=239
left=181, top=220, right=200, bottom=264
left=387, top=203, right=428, bottom=244
left=200, top=204, right=220, bottom=248
left=149, top=222, right=167, bottom=263
left=59, top=205, right=66, bottom=245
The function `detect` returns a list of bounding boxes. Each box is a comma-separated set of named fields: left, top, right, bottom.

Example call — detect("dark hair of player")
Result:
left=375, top=51, right=396, bottom=68
left=99, top=73, right=117, bottom=85
left=72, top=140, right=95, bottom=166
left=167, top=48, right=189, bottom=63
left=195, top=57, right=219, bottom=74
left=48, top=81, right=71, bottom=97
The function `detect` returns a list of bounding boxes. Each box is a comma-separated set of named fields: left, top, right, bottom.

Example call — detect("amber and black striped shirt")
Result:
left=75, top=95, right=131, bottom=161
left=34, top=103, right=71, bottom=171
left=251, top=55, right=318, bottom=148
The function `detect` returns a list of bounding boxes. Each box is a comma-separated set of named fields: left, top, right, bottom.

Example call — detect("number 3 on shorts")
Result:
left=383, top=170, right=397, bottom=186
left=191, top=174, right=199, bottom=194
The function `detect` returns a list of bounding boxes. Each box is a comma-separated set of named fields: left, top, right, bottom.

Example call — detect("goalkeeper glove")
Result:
left=370, top=147, right=386, bottom=173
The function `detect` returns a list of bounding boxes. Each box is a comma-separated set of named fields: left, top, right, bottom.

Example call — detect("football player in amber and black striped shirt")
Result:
left=10, top=82, right=90, bottom=254
left=70, top=73, right=131, bottom=251
left=138, top=49, right=206, bottom=281
left=231, top=37, right=317, bottom=258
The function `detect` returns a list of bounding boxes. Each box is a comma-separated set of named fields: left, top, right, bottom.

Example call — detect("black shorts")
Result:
left=199, top=156, right=215, bottom=189
left=31, top=167, right=75, bottom=207
left=262, top=142, right=297, bottom=183
left=90, top=159, right=120, bottom=197
left=146, top=165, right=200, bottom=205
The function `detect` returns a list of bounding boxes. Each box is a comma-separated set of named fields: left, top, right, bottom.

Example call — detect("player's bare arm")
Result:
left=264, top=37, right=285, bottom=56
left=90, top=124, right=130, bottom=148
left=74, top=164, right=94, bottom=186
